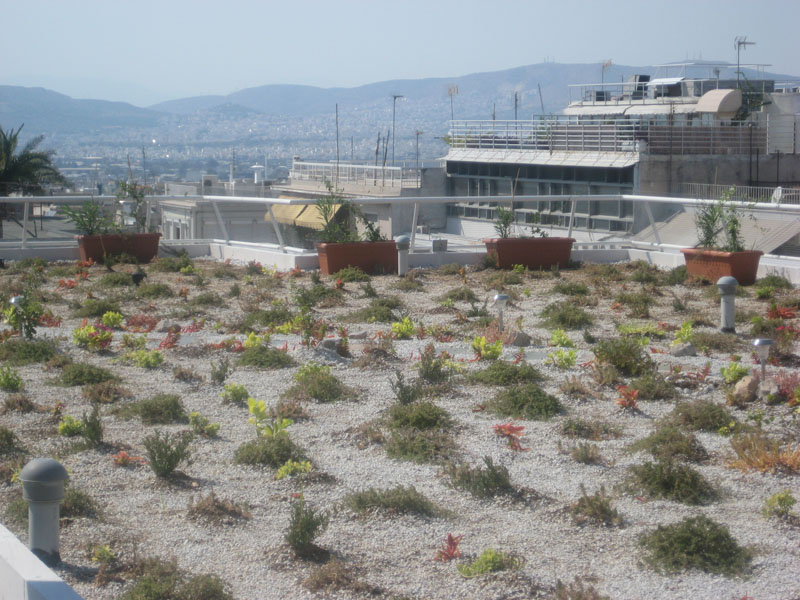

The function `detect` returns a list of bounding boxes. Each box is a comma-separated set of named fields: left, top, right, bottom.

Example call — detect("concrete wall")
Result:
left=0, top=524, right=84, bottom=600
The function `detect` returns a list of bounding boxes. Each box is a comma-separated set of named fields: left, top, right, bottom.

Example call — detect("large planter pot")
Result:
left=483, top=237, right=576, bottom=270
left=76, top=233, right=162, bottom=264
left=316, top=240, right=398, bottom=276
left=680, top=248, right=763, bottom=286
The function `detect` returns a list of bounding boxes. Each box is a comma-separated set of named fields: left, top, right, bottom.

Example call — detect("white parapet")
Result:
left=0, top=524, right=83, bottom=600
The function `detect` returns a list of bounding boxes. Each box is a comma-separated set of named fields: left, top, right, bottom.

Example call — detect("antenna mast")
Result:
left=734, top=36, right=755, bottom=88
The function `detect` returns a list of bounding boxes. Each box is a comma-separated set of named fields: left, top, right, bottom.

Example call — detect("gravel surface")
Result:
left=1, top=258, right=799, bottom=600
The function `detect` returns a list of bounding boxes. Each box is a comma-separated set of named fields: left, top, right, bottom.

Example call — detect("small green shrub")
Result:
left=332, top=266, right=370, bottom=282
left=73, top=298, right=121, bottom=319
left=0, top=366, right=24, bottom=392
left=387, top=400, right=452, bottom=431
left=58, top=415, right=84, bottom=437
left=669, top=400, right=734, bottom=432
left=209, top=358, right=231, bottom=385
left=570, top=485, right=622, bottom=527
left=344, top=297, right=399, bottom=323
left=567, top=442, right=604, bottom=465
left=285, top=362, right=352, bottom=403
left=293, top=284, right=343, bottom=309
left=274, top=459, right=312, bottom=480
left=190, top=291, right=222, bottom=307
left=391, top=316, right=415, bottom=339
left=546, top=348, right=577, bottom=370
left=0, top=426, right=26, bottom=456
left=385, top=428, right=455, bottom=464
left=188, top=490, right=251, bottom=525
left=486, top=384, right=562, bottom=420
left=446, top=456, right=512, bottom=498
left=761, top=490, right=797, bottom=520
left=417, top=344, right=452, bottom=383
left=629, top=372, right=676, bottom=400
left=82, top=381, right=131, bottom=404
left=541, top=301, right=592, bottom=330
left=237, top=345, right=295, bottom=369
left=345, top=485, right=439, bottom=517
left=2, top=393, right=37, bottom=413
left=122, top=558, right=233, bottom=600
left=0, top=339, right=56, bottom=365
left=242, top=305, right=293, bottom=330
left=469, top=361, right=543, bottom=386
left=552, top=281, right=590, bottom=296
left=439, top=286, right=477, bottom=303
left=692, top=332, right=742, bottom=353
left=628, top=425, right=708, bottom=463
left=234, top=433, right=306, bottom=467
left=639, top=515, right=752, bottom=575
left=142, top=430, right=193, bottom=478
left=470, top=336, right=503, bottom=360
left=627, top=460, right=717, bottom=505
left=554, top=577, right=612, bottom=600
left=58, top=363, right=118, bottom=386
left=389, top=371, right=423, bottom=405
left=720, top=362, right=749, bottom=385
left=593, top=337, right=654, bottom=377
left=457, top=549, right=521, bottom=577
left=549, top=329, right=575, bottom=348
left=286, top=495, right=328, bottom=558
left=100, top=272, right=133, bottom=287
left=220, top=383, right=249, bottom=406
left=136, top=394, right=188, bottom=425
left=756, top=274, right=793, bottom=290
left=189, top=412, right=220, bottom=437
left=151, top=252, right=193, bottom=272
left=614, top=290, right=653, bottom=318
left=136, top=283, right=174, bottom=299
left=81, top=405, right=103, bottom=447
left=125, top=349, right=165, bottom=369
left=560, top=417, right=621, bottom=441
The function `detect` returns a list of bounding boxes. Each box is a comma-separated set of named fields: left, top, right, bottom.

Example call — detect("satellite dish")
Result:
left=771, top=186, right=783, bottom=203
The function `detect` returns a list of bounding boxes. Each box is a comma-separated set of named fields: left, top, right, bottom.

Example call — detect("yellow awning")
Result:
left=264, top=204, right=306, bottom=225
left=293, top=204, right=341, bottom=231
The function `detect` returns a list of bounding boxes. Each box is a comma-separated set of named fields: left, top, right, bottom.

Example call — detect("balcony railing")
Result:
left=447, top=118, right=767, bottom=156
left=679, top=182, right=800, bottom=204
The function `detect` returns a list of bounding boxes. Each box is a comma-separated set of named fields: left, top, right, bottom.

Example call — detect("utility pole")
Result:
left=735, top=36, right=755, bottom=89
left=335, top=103, right=340, bottom=186
left=391, top=94, right=404, bottom=167
left=415, top=130, right=424, bottom=168
left=514, top=92, right=519, bottom=121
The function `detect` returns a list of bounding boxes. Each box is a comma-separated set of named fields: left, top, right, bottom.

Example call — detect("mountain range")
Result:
left=1, top=61, right=794, bottom=163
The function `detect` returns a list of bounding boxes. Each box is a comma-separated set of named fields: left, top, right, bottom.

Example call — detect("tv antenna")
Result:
left=448, top=85, right=459, bottom=121
left=734, top=36, right=755, bottom=88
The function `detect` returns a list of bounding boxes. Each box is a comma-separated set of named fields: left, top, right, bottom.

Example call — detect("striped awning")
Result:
left=264, top=204, right=306, bottom=225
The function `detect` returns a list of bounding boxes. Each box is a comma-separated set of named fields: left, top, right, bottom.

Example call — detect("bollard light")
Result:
left=493, top=293, right=510, bottom=331
left=753, top=338, right=773, bottom=386
left=395, top=235, right=411, bottom=277
left=19, top=458, right=69, bottom=566
left=9, top=295, right=23, bottom=336
left=716, top=276, right=738, bottom=333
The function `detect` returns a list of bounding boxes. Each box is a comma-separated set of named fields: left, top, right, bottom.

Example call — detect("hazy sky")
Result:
left=3, top=0, right=798, bottom=107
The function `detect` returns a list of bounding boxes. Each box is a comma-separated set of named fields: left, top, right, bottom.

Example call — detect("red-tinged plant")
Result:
left=56, top=279, right=77, bottom=289
left=77, top=258, right=95, bottom=268
left=689, top=362, right=711, bottom=382
left=112, top=450, right=146, bottom=467
left=774, top=370, right=800, bottom=403
left=768, top=303, right=796, bottom=320
left=278, top=341, right=289, bottom=352
left=657, top=321, right=677, bottom=332
left=336, top=325, right=349, bottom=339
left=615, top=385, right=639, bottom=410
left=334, top=277, right=344, bottom=289
left=125, top=314, right=158, bottom=333
left=650, top=346, right=666, bottom=354
left=513, top=348, right=525, bottom=364
left=39, top=311, right=62, bottom=327
left=181, top=319, right=205, bottom=333
left=434, top=533, right=463, bottom=562
left=0, top=329, right=15, bottom=343
left=76, top=270, right=89, bottom=281
left=493, top=422, right=529, bottom=451
left=52, top=401, right=65, bottom=417
left=288, top=265, right=303, bottom=278
left=158, top=329, right=181, bottom=350
left=178, top=286, right=189, bottom=299
left=416, top=324, right=427, bottom=340
left=224, top=258, right=231, bottom=265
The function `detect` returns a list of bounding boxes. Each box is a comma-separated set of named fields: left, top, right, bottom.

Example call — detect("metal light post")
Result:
left=391, top=94, right=404, bottom=167
left=493, top=294, right=510, bottom=332
left=753, top=338, right=773, bottom=392
left=717, top=276, right=738, bottom=333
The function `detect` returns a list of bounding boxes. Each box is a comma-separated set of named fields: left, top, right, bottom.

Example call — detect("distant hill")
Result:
left=2, top=62, right=795, bottom=162
left=0, top=85, right=162, bottom=135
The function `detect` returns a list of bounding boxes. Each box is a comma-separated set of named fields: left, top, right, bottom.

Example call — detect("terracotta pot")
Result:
left=680, top=248, right=763, bottom=286
left=483, top=237, right=576, bottom=270
left=316, top=240, right=398, bottom=276
left=76, top=233, right=162, bottom=264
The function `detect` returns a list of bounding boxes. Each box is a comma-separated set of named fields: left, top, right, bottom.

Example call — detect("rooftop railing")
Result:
left=679, top=182, right=800, bottom=204
left=446, top=118, right=768, bottom=155
left=289, top=161, right=421, bottom=189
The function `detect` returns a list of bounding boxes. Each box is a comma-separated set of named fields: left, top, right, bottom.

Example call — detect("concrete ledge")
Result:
left=0, top=524, right=83, bottom=600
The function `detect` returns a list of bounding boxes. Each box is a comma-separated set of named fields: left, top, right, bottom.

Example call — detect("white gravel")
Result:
left=1, top=259, right=799, bottom=600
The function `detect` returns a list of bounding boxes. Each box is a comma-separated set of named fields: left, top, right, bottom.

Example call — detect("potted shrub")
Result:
left=314, top=183, right=397, bottom=275
left=680, top=189, right=761, bottom=285
left=63, top=180, right=161, bottom=263
left=483, top=205, right=575, bottom=270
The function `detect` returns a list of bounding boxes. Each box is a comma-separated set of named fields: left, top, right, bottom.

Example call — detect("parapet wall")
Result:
left=0, top=524, right=83, bottom=600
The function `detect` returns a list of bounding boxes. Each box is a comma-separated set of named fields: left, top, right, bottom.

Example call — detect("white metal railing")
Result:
left=289, top=161, right=422, bottom=188
left=4, top=193, right=800, bottom=255
left=679, top=183, right=800, bottom=205
left=447, top=118, right=767, bottom=155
